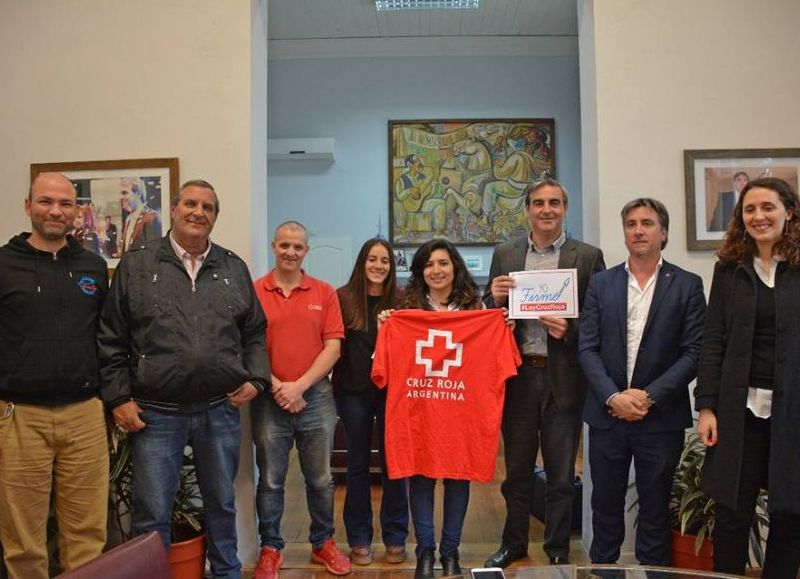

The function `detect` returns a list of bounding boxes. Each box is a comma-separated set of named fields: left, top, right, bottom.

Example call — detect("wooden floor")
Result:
left=243, top=440, right=770, bottom=578
left=246, top=442, right=598, bottom=576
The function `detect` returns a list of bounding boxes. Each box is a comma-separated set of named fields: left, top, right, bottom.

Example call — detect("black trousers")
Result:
left=499, top=365, right=582, bottom=560
left=588, top=425, right=684, bottom=565
left=714, top=410, right=800, bottom=578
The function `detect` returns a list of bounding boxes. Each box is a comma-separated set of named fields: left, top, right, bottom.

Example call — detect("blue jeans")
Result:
left=409, top=476, right=470, bottom=558
left=131, top=403, right=242, bottom=579
left=335, top=389, right=409, bottom=548
left=252, top=379, right=337, bottom=550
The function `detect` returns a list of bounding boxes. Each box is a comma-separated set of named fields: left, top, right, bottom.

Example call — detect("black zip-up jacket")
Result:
left=98, top=235, right=269, bottom=411
left=0, top=233, right=108, bottom=405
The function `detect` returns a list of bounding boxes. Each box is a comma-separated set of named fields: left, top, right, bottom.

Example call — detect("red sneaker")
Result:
left=311, top=538, right=352, bottom=575
left=254, top=545, right=283, bottom=579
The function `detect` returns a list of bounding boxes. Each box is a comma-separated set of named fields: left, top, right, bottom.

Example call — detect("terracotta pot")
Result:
left=671, top=529, right=713, bottom=571
left=169, top=533, right=206, bottom=579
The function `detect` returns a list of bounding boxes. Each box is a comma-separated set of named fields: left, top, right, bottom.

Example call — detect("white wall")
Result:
left=579, top=0, right=800, bottom=557
left=0, top=0, right=261, bottom=263
left=0, top=0, right=267, bottom=565
left=584, top=0, right=800, bottom=283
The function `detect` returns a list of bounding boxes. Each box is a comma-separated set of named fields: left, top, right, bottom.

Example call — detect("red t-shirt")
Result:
left=254, top=270, right=344, bottom=382
left=371, top=309, right=521, bottom=482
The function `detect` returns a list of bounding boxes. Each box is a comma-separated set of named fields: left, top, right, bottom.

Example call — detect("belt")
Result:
left=521, top=355, right=548, bottom=368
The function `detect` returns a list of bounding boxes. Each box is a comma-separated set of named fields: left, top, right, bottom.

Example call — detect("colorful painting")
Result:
left=389, top=119, right=555, bottom=246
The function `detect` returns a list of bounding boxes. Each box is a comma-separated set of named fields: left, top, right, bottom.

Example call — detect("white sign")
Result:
left=508, top=269, right=579, bottom=319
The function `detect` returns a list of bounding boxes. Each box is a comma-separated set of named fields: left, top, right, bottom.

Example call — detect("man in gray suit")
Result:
left=483, top=178, right=605, bottom=566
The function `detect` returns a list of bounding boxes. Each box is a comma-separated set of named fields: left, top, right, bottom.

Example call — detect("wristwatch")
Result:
left=645, top=391, right=656, bottom=406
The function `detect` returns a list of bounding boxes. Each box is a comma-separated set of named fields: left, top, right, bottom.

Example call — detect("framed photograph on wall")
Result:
left=393, top=248, right=410, bottom=272
left=684, top=148, right=800, bottom=250
left=389, top=118, right=555, bottom=246
left=30, top=158, right=179, bottom=268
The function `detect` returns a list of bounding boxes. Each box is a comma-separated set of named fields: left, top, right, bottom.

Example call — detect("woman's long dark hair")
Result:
left=339, top=238, right=397, bottom=331
left=401, top=238, right=481, bottom=310
left=717, top=177, right=800, bottom=266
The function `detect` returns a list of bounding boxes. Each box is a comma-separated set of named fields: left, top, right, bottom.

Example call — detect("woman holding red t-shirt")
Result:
left=379, top=238, right=483, bottom=579
left=332, top=238, right=409, bottom=567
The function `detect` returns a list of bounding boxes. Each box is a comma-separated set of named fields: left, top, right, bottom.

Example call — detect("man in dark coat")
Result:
left=579, top=198, right=706, bottom=565
left=99, top=179, right=269, bottom=579
left=483, top=178, right=605, bottom=566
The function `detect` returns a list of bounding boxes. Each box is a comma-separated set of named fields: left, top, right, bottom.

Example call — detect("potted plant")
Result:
left=669, top=432, right=769, bottom=571
left=109, top=430, right=206, bottom=579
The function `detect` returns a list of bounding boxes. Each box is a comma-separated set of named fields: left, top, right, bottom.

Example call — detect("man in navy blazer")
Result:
left=579, top=198, right=706, bottom=565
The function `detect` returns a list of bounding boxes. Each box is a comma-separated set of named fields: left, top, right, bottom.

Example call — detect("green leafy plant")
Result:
left=669, top=432, right=769, bottom=566
left=108, top=429, right=203, bottom=544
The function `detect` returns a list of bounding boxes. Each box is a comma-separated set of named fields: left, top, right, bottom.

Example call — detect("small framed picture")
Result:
left=684, top=148, right=800, bottom=250
left=393, top=248, right=409, bottom=272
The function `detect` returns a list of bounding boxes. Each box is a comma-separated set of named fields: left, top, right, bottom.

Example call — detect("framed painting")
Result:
left=389, top=119, right=555, bottom=246
left=30, top=158, right=179, bottom=268
left=684, top=148, right=800, bottom=250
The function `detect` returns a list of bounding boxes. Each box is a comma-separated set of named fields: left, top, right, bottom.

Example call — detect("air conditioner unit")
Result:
left=267, top=138, right=335, bottom=161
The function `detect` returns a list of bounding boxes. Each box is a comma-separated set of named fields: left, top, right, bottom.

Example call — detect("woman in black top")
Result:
left=696, top=177, right=800, bottom=577
left=332, top=238, right=408, bottom=566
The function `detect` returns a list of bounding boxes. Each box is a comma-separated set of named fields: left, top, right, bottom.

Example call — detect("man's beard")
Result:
left=32, top=218, right=69, bottom=241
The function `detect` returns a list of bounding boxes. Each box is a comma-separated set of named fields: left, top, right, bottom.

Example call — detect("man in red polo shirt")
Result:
left=251, top=221, right=350, bottom=579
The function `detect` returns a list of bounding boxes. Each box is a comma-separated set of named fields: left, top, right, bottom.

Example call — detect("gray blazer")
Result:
left=484, top=236, right=605, bottom=412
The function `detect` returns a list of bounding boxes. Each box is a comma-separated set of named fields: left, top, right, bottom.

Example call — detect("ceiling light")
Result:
left=375, top=0, right=479, bottom=11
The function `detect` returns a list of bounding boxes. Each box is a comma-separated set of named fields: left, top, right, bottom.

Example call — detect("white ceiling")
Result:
left=267, top=0, right=578, bottom=58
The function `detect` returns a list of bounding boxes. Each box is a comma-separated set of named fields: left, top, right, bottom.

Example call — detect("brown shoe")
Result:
left=385, top=544, right=407, bottom=564
left=350, top=545, right=372, bottom=565
left=311, top=538, right=352, bottom=575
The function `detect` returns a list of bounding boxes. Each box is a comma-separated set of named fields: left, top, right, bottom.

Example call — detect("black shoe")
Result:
left=549, top=556, right=569, bottom=565
left=415, top=547, right=435, bottom=579
left=440, top=551, right=461, bottom=577
left=484, top=546, right=527, bottom=568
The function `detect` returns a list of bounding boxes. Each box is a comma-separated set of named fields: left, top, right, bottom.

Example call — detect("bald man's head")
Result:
left=29, top=172, right=77, bottom=201
left=25, top=173, right=78, bottom=245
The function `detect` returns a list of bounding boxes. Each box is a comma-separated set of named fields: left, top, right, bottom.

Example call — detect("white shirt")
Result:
left=747, top=256, right=783, bottom=419
left=625, top=258, right=663, bottom=388
left=169, top=232, right=211, bottom=287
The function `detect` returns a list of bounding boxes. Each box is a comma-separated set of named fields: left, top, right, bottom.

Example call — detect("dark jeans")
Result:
left=131, top=403, right=242, bottom=579
left=409, top=476, right=469, bottom=558
left=335, top=389, right=409, bottom=548
left=251, top=379, right=337, bottom=550
left=714, top=411, right=800, bottom=578
left=588, top=425, right=683, bottom=565
left=500, top=365, right=582, bottom=560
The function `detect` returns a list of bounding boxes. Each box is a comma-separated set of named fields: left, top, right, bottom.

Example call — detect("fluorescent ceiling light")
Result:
left=375, top=0, right=479, bottom=11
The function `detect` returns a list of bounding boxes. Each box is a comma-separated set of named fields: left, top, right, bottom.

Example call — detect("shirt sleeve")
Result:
left=371, top=320, right=390, bottom=388
left=496, top=311, right=521, bottom=382
left=322, top=285, right=345, bottom=341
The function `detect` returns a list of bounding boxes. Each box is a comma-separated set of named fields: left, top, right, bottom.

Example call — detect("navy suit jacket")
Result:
left=579, top=260, right=706, bottom=432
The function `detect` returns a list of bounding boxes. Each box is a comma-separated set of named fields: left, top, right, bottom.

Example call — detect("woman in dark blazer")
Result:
left=695, top=177, right=800, bottom=578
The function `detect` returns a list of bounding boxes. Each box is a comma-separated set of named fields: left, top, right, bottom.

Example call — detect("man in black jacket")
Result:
left=0, top=173, right=109, bottom=579
left=98, top=180, right=269, bottom=579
